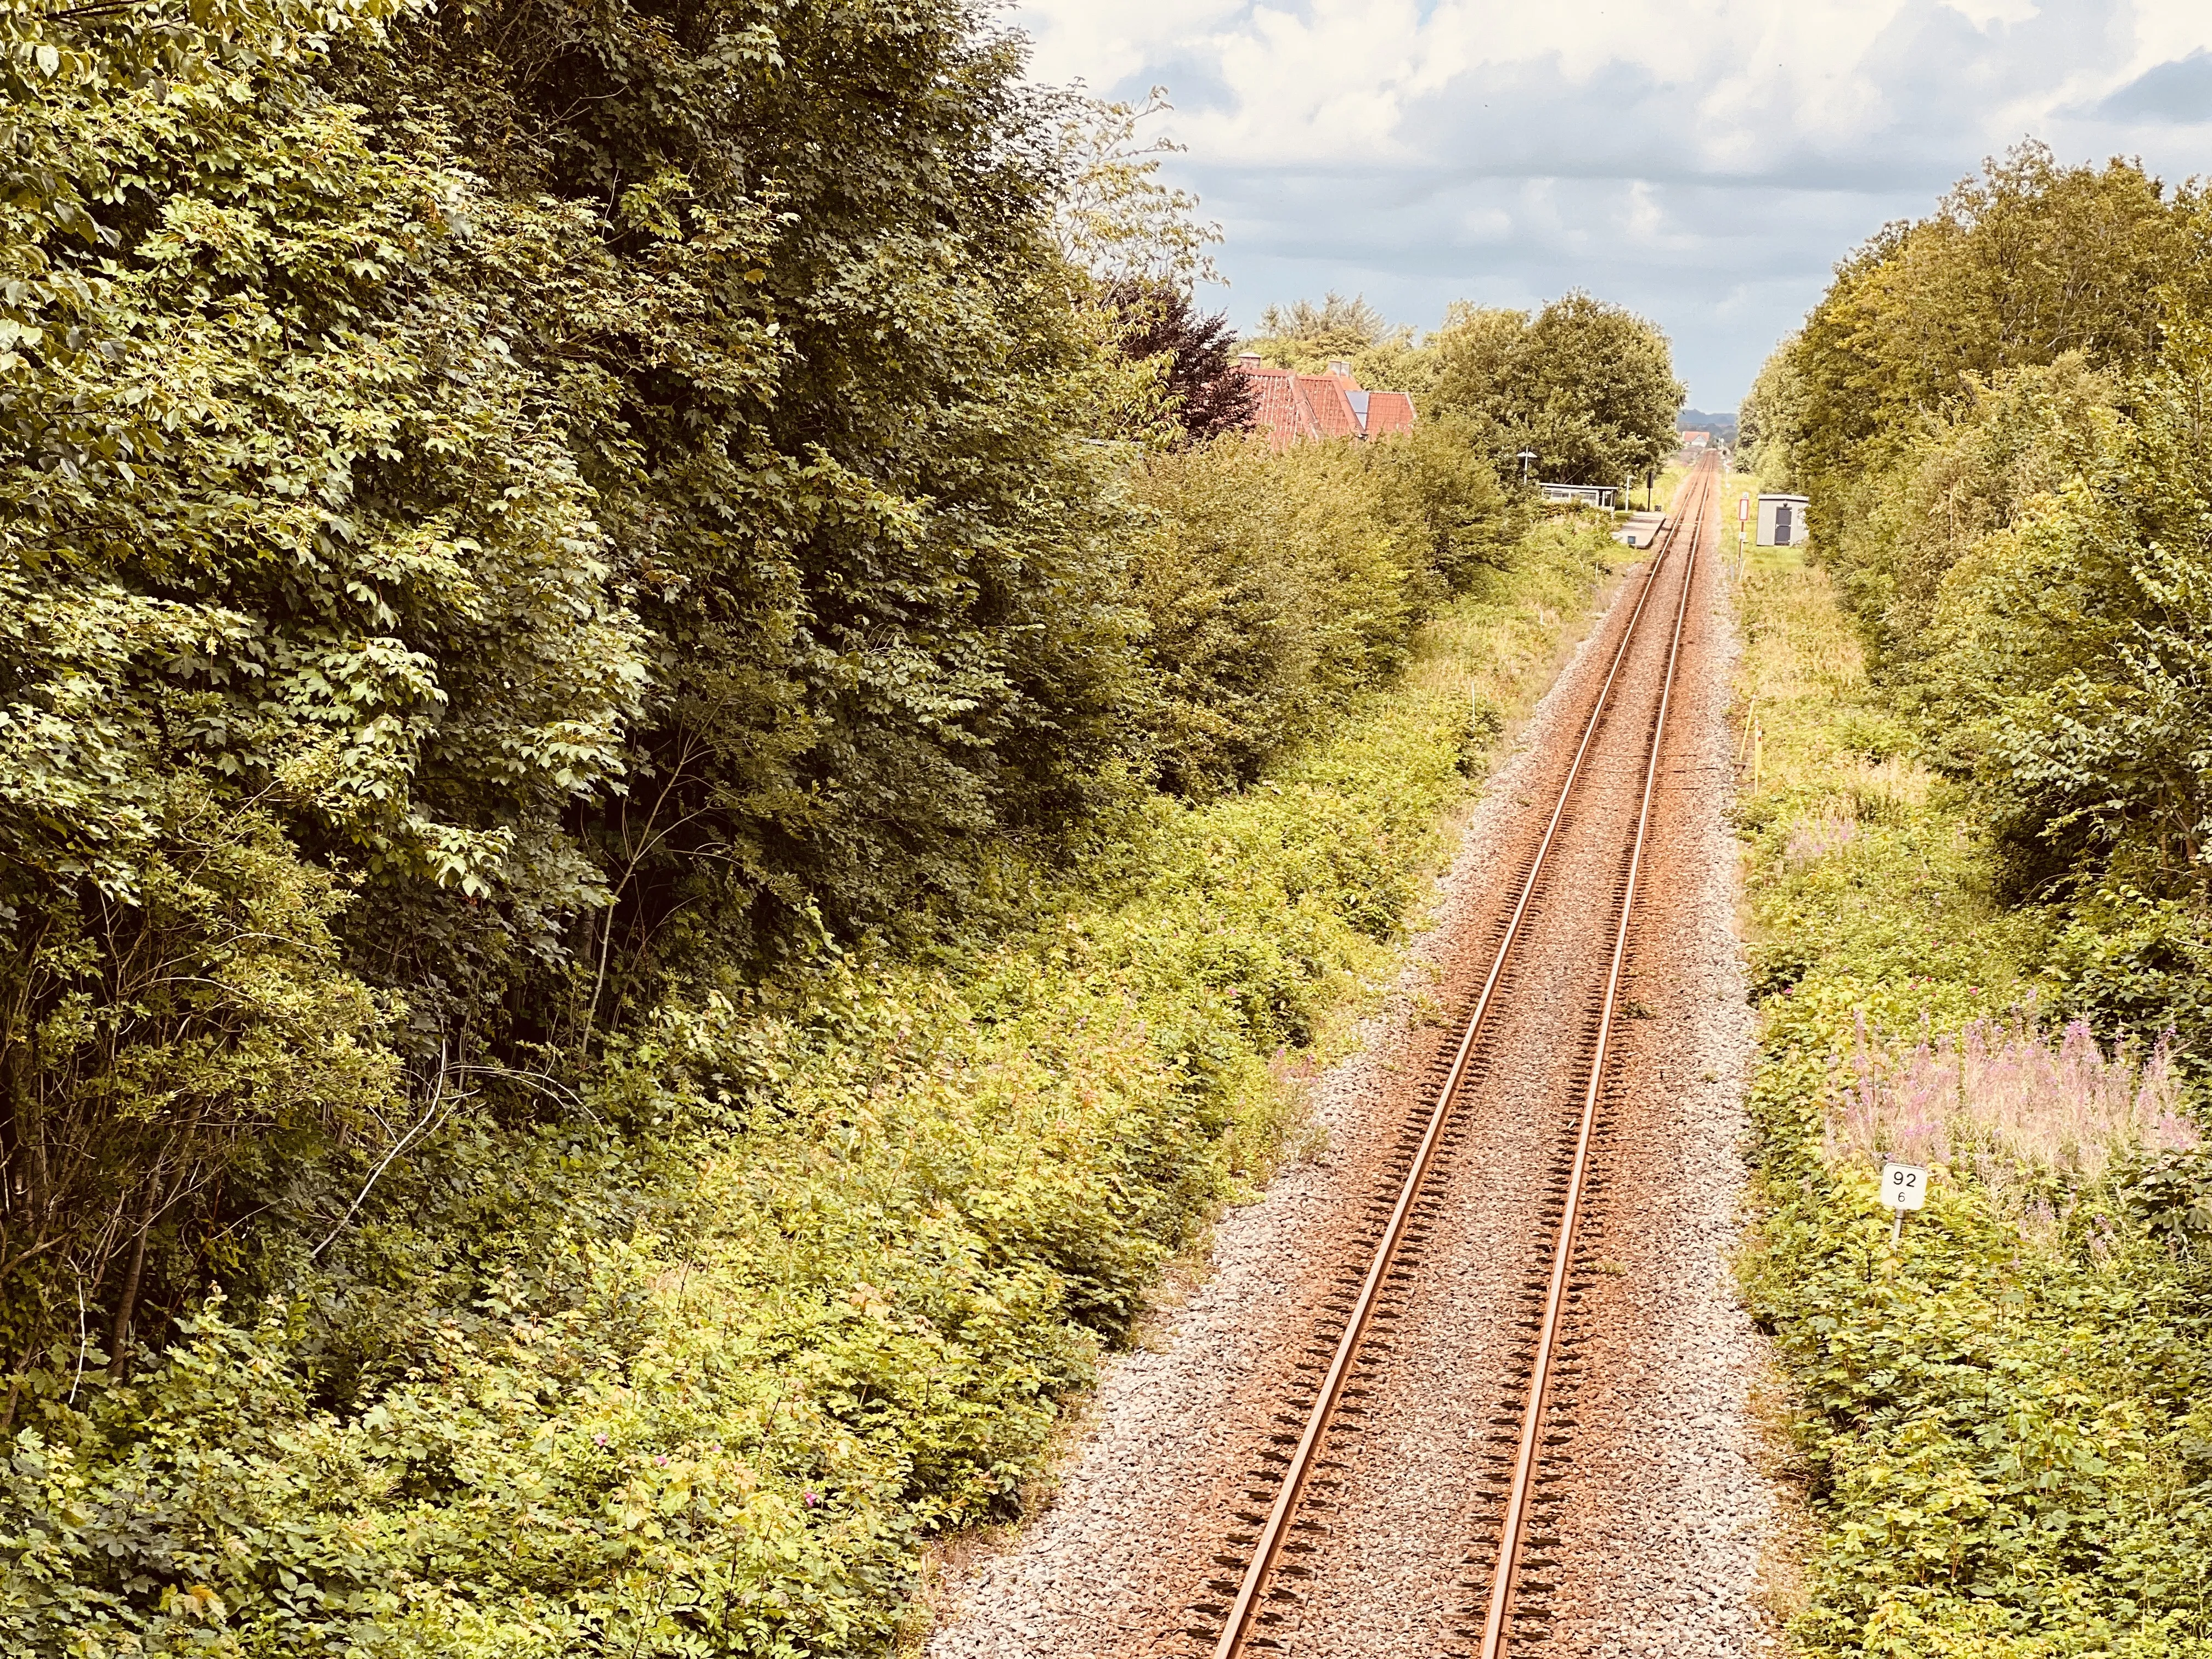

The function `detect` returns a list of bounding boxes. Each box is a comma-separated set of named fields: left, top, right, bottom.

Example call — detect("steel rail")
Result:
left=1475, top=454, right=1714, bottom=1658
left=1210, top=465, right=1706, bottom=1659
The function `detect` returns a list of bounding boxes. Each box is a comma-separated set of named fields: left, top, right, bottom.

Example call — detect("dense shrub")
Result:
left=0, top=0, right=644, bottom=1378
left=0, top=526, right=1620, bottom=1656
left=1125, top=439, right=1415, bottom=794
left=0, top=0, right=1210, bottom=1383
left=1916, top=335, right=2212, bottom=915
left=1747, top=145, right=2212, bottom=1066
left=1117, top=422, right=1514, bottom=798
left=1735, top=143, right=2212, bottom=1654
left=1369, top=412, right=1517, bottom=590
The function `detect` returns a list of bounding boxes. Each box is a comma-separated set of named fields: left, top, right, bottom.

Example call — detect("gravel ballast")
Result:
left=926, top=501, right=1780, bottom=1659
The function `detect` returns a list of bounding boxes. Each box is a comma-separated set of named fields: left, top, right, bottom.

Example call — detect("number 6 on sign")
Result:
left=1880, top=1162, right=1928, bottom=1210
left=1880, top=1161, right=1928, bottom=1245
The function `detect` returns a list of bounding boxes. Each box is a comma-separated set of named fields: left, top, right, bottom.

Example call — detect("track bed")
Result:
left=930, top=458, right=1777, bottom=1659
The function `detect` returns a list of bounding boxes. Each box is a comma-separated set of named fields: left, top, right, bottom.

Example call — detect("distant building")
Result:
left=1680, top=430, right=1712, bottom=452
left=1677, top=408, right=1740, bottom=445
left=1541, top=483, right=1619, bottom=509
left=1233, top=354, right=1416, bottom=449
left=1758, top=493, right=1810, bottom=547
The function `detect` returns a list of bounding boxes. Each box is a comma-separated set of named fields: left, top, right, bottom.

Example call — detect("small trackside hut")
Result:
left=1757, top=493, right=1810, bottom=546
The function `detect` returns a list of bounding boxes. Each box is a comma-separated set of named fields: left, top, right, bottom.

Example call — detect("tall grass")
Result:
left=1736, top=548, right=2196, bottom=1206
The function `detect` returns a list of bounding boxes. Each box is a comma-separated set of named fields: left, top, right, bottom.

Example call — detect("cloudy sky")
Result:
left=1009, top=0, right=2212, bottom=409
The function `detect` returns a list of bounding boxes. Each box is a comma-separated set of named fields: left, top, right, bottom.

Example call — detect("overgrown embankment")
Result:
left=2, top=511, right=1622, bottom=1651
left=1735, top=545, right=2212, bottom=1658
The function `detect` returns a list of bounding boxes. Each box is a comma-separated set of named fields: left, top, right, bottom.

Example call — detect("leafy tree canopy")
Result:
left=1102, top=280, right=1259, bottom=445
left=1248, top=291, right=1396, bottom=373
left=1739, top=335, right=1808, bottom=489
left=1790, top=143, right=2205, bottom=492
left=1420, top=295, right=1685, bottom=487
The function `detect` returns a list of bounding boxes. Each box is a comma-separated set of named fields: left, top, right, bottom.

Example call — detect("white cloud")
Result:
left=1011, top=0, right=2212, bottom=404
left=1945, top=0, right=2042, bottom=30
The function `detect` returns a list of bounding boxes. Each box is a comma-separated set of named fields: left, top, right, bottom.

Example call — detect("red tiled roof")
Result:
left=1292, top=374, right=1362, bottom=439
left=1361, top=390, right=1416, bottom=438
left=1231, top=359, right=1417, bottom=446
left=1233, top=363, right=1302, bottom=450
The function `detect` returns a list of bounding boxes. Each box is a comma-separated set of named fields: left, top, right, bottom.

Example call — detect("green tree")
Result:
left=1773, top=145, right=2212, bottom=1053
left=1248, top=291, right=1395, bottom=372
left=1052, top=87, right=1222, bottom=291
left=0, top=0, right=642, bottom=1364
left=1788, top=144, right=2205, bottom=549
left=354, top=0, right=1143, bottom=987
left=1921, top=330, right=2212, bottom=902
left=0, top=0, right=1156, bottom=1378
left=1739, top=337, right=1807, bottom=488
left=1423, top=295, right=1684, bottom=487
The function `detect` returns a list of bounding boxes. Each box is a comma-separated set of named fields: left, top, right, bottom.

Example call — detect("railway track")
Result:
left=1194, top=453, right=1721, bottom=1659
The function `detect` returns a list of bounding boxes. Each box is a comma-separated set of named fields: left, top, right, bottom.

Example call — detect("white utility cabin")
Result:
left=1757, top=493, right=1810, bottom=547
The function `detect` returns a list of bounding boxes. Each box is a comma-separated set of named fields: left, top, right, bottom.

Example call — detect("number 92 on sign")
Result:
left=1880, top=1161, right=1929, bottom=1211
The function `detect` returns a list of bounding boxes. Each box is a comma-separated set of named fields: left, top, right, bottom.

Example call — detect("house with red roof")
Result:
left=1232, top=355, right=1417, bottom=450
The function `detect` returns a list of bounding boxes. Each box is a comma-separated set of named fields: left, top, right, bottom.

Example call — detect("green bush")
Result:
left=0, top=524, right=1618, bottom=1656
left=1122, top=438, right=1410, bottom=795
left=1122, top=427, right=1511, bottom=797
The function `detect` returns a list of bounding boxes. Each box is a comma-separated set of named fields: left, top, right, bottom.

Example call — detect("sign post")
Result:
left=1736, top=493, right=1751, bottom=579
left=1879, top=1160, right=1928, bottom=1246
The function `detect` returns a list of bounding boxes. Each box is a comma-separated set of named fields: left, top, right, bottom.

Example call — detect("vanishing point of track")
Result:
left=1200, top=454, right=1721, bottom=1659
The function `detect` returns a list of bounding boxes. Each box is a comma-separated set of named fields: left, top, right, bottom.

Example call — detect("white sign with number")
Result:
left=1880, top=1162, right=1929, bottom=1211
